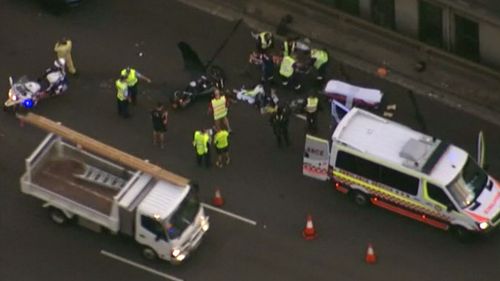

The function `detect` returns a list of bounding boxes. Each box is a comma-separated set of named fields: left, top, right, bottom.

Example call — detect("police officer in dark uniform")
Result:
left=269, top=105, right=290, bottom=147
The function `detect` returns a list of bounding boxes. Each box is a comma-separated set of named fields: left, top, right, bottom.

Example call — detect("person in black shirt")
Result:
left=151, top=102, right=168, bottom=149
left=269, top=105, right=290, bottom=147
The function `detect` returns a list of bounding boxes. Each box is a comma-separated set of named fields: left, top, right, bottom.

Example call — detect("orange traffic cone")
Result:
left=365, top=243, right=377, bottom=264
left=212, top=188, right=224, bottom=207
left=376, top=65, right=388, bottom=78
left=302, top=214, right=316, bottom=240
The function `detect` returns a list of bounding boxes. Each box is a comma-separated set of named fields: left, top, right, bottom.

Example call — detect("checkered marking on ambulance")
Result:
left=333, top=168, right=450, bottom=222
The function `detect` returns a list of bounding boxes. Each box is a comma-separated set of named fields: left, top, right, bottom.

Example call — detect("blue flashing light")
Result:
left=23, top=99, right=34, bottom=109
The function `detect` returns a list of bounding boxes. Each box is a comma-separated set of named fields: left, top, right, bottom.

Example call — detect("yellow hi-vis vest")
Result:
left=311, top=49, right=328, bottom=69
left=121, top=68, right=138, bottom=86
left=193, top=131, right=209, bottom=155
left=305, top=96, right=319, bottom=113
left=214, top=130, right=229, bottom=149
left=211, top=96, right=228, bottom=120
left=283, top=41, right=295, bottom=57
left=116, top=79, right=128, bottom=101
left=279, top=56, right=295, bottom=78
left=259, top=32, right=272, bottom=49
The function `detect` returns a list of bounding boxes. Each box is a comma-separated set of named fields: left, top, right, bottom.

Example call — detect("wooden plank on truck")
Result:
left=17, top=113, right=190, bottom=187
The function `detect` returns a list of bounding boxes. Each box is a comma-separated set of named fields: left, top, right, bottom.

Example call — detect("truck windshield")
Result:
left=446, top=157, right=488, bottom=208
left=164, top=188, right=200, bottom=240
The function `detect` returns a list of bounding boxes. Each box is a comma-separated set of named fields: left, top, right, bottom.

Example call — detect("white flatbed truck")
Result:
left=18, top=113, right=209, bottom=264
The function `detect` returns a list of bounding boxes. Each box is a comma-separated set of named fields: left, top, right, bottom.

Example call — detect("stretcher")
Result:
left=323, top=80, right=383, bottom=109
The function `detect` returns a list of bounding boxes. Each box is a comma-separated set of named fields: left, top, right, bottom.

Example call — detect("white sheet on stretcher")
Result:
left=324, top=80, right=383, bottom=105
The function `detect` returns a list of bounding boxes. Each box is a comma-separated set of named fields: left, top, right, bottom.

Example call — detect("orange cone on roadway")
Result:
left=376, top=66, right=388, bottom=78
left=302, top=214, right=316, bottom=240
left=365, top=243, right=377, bottom=264
left=212, top=188, right=224, bottom=207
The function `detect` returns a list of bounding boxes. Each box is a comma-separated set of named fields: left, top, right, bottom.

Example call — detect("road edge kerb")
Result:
left=176, top=0, right=500, bottom=128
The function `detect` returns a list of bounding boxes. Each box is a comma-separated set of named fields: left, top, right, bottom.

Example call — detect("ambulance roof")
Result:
left=332, top=108, right=468, bottom=186
left=138, top=180, right=190, bottom=220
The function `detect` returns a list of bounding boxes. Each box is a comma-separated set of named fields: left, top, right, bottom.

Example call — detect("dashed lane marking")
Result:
left=100, top=250, right=183, bottom=281
left=201, top=203, right=257, bottom=226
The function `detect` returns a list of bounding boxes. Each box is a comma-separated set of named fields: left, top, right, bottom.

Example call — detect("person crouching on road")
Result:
left=214, top=128, right=230, bottom=168
left=193, top=129, right=211, bottom=168
left=151, top=102, right=168, bottom=149
left=115, top=75, right=130, bottom=118
left=310, top=48, right=329, bottom=81
left=253, top=31, right=273, bottom=54
left=208, top=88, right=232, bottom=132
left=120, top=67, right=152, bottom=105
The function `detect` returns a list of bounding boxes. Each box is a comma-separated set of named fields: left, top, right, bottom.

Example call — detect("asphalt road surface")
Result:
left=1, top=1, right=500, bottom=281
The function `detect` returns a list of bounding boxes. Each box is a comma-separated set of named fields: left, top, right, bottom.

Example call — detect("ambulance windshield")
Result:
left=446, top=157, right=488, bottom=208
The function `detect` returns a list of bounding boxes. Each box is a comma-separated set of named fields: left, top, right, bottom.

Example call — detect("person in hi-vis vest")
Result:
left=115, top=75, right=130, bottom=118
left=208, top=89, right=232, bottom=132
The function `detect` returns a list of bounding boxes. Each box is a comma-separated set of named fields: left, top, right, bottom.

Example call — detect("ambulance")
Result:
left=303, top=108, right=500, bottom=239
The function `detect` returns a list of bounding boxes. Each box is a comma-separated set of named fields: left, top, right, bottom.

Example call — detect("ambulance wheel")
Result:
left=452, top=226, right=473, bottom=242
left=142, top=247, right=158, bottom=260
left=48, top=207, right=69, bottom=225
left=351, top=190, right=370, bottom=207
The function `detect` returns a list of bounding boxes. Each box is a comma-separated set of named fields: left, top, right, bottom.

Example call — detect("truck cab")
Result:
left=124, top=175, right=209, bottom=263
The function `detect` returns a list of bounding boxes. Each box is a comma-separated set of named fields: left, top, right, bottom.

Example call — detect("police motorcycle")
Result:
left=4, top=58, right=68, bottom=112
left=170, top=65, right=225, bottom=110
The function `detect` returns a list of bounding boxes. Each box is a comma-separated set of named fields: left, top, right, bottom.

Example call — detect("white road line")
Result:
left=100, top=250, right=183, bottom=281
left=295, top=114, right=306, bottom=120
left=201, top=203, right=257, bottom=226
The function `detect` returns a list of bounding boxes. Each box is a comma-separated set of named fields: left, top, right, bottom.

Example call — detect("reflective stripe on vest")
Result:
left=116, top=79, right=128, bottom=101
left=306, top=97, right=318, bottom=113
left=311, top=49, right=328, bottom=69
left=259, top=32, right=272, bottom=49
left=121, top=68, right=138, bottom=86
left=214, top=130, right=229, bottom=149
left=211, top=96, right=227, bottom=120
left=279, top=56, right=295, bottom=78
left=283, top=41, right=295, bottom=57
left=193, top=131, right=209, bottom=154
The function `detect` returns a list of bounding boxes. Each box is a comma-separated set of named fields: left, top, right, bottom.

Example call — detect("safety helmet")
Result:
left=54, top=58, right=66, bottom=68
left=189, top=81, right=197, bottom=87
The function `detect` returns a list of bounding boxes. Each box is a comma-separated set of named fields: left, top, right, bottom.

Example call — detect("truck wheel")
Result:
left=351, top=190, right=370, bottom=207
left=452, top=226, right=473, bottom=243
left=48, top=207, right=68, bottom=225
left=142, top=247, right=157, bottom=260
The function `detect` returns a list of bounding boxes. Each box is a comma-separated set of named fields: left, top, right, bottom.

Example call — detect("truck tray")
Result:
left=31, top=158, right=119, bottom=214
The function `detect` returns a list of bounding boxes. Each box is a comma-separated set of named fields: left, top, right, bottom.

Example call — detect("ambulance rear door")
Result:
left=303, top=134, right=330, bottom=181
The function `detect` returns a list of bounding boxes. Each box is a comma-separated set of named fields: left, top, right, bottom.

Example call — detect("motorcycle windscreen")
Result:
left=303, top=134, right=330, bottom=181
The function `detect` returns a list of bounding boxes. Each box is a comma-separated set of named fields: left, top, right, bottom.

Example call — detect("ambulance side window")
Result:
left=427, top=183, right=455, bottom=210
left=335, top=151, right=380, bottom=181
left=378, top=165, right=419, bottom=195
left=335, top=150, right=356, bottom=171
